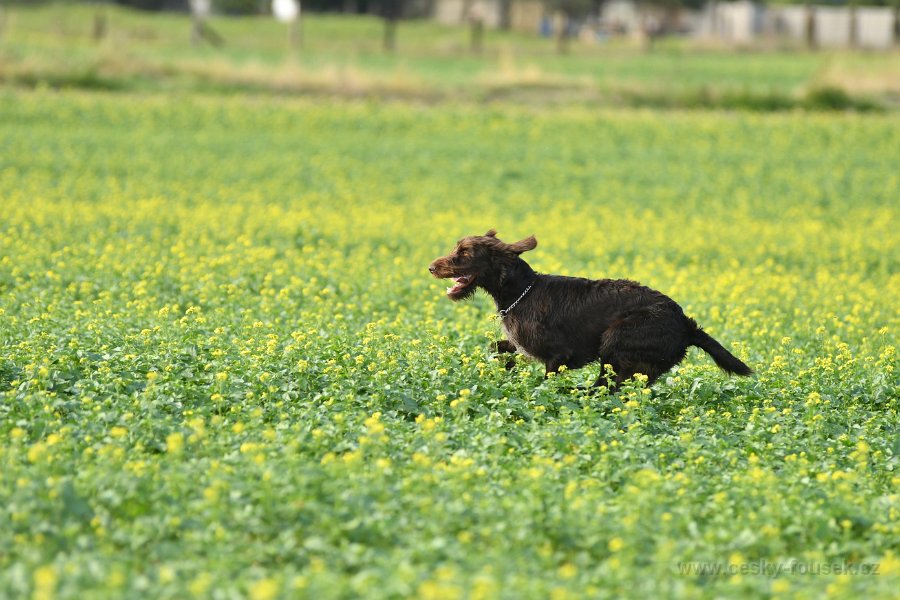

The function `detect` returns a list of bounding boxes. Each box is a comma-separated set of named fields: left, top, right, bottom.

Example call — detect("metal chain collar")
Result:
left=498, top=282, right=534, bottom=318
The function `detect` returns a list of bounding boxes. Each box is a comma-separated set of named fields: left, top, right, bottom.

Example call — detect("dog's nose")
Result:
left=428, top=265, right=436, bottom=274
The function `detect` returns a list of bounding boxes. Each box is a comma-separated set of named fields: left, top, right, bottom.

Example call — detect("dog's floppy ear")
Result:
left=484, top=229, right=498, bottom=238
left=508, top=235, right=537, bottom=254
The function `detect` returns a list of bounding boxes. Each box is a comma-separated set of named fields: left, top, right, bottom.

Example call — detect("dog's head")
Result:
left=428, top=229, right=537, bottom=300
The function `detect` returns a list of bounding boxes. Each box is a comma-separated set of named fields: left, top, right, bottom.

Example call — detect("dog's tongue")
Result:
left=447, top=276, right=470, bottom=294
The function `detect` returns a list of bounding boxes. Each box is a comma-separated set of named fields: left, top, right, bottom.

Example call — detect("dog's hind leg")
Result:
left=594, top=325, right=665, bottom=393
left=592, top=361, right=620, bottom=392
left=597, top=360, right=663, bottom=394
left=594, top=329, right=625, bottom=392
left=599, top=363, right=640, bottom=395
left=591, top=353, right=644, bottom=394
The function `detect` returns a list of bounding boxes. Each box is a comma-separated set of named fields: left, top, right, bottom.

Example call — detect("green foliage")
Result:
left=804, top=85, right=879, bottom=111
left=114, top=0, right=179, bottom=11
left=0, top=90, right=897, bottom=598
left=543, top=0, right=595, bottom=17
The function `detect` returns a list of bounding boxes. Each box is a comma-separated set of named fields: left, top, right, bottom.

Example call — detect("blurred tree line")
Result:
left=96, top=0, right=418, bottom=15
left=121, top=0, right=900, bottom=11
left=8, top=0, right=898, bottom=12
left=6, top=0, right=896, bottom=52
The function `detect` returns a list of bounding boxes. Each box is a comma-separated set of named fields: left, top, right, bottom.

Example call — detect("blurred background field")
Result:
left=1, top=2, right=899, bottom=599
left=1, top=90, right=898, bottom=600
left=1, top=2, right=899, bottom=108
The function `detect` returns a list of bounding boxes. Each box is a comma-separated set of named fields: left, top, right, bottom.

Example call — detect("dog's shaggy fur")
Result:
left=429, top=230, right=752, bottom=393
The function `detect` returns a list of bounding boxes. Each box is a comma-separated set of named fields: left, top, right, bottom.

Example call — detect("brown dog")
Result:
left=429, top=230, right=752, bottom=393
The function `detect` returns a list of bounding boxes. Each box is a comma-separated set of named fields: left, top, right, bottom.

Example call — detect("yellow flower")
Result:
left=608, top=537, right=625, bottom=552
left=412, top=452, right=431, bottom=467
left=550, top=587, right=573, bottom=600
left=771, top=579, right=790, bottom=594
left=342, top=449, right=362, bottom=464
left=33, top=565, right=57, bottom=600
left=364, top=412, right=385, bottom=435
left=249, top=578, right=279, bottom=600
left=158, top=565, right=175, bottom=584
left=27, top=443, right=47, bottom=464
left=166, top=432, right=184, bottom=455
left=558, top=563, right=577, bottom=579
left=189, top=573, right=213, bottom=596
left=879, top=551, right=900, bottom=575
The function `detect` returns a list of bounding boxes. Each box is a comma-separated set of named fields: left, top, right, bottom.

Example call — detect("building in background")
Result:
left=428, top=0, right=898, bottom=48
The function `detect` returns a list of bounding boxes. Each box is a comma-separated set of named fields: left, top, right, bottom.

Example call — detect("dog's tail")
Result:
left=689, top=327, right=753, bottom=376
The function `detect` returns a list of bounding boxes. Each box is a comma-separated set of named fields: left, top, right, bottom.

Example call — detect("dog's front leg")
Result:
left=544, top=354, right=570, bottom=378
left=493, top=340, right=516, bottom=354
left=492, top=340, right=518, bottom=370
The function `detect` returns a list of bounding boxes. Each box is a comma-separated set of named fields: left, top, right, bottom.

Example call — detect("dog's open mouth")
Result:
left=446, top=275, right=474, bottom=298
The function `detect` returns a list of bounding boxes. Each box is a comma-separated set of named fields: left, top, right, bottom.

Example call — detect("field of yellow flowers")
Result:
left=0, top=89, right=898, bottom=599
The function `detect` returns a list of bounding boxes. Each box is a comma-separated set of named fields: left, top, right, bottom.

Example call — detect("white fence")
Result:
left=703, top=1, right=897, bottom=49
